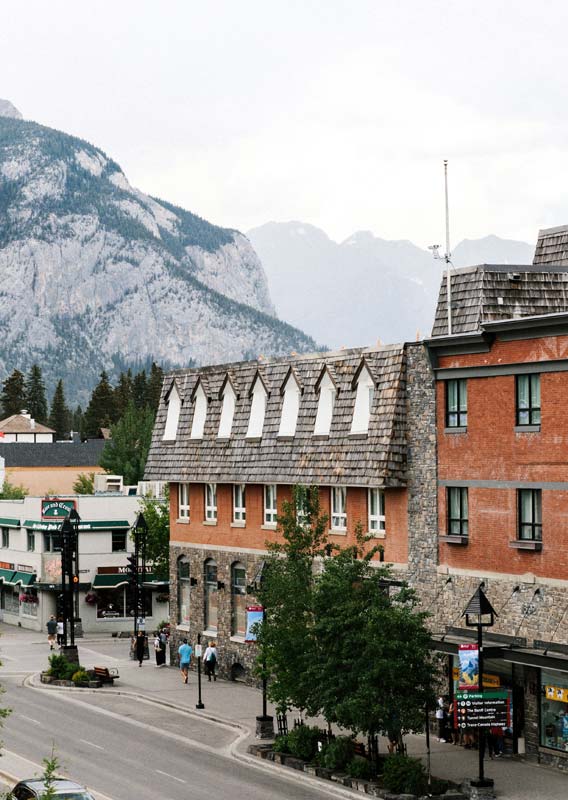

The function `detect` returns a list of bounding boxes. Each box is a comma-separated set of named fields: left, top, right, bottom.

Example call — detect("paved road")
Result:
left=1, top=675, right=344, bottom=800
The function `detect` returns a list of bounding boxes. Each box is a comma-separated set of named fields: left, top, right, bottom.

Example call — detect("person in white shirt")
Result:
left=203, top=641, right=217, bottom=682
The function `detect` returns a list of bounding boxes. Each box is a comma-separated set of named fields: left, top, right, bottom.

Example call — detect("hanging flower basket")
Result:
left=19, top=593, right=38, bottom=603
left=84, top=591, right=98, bottom=605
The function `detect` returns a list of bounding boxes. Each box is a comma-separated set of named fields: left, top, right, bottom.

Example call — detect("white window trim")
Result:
left=190, top=383, right=207, bottom=439
left=205, top=483, right=217, bottom=522
left=350, top=365, right=375, bottom=435
left=264, top=484, right=277, bottom=526
left=163, top=383, right=181, bottom=441
left=218, top=381, right=236, bottom=438
left=314, top=371, right=336, bottom=436
left=330, top=486, right=347, bottom=532
left=368, top=488, right=386, bottom=536
left=233, top=484, right=246, bottom=523
left=178, top=482, right=190, bottom=521
left=278, top=373, right=300, bottom=437
left=246, top=378, right=267, bottom=439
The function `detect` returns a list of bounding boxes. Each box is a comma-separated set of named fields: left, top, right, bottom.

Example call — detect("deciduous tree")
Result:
left=138, top=493, right=170, bottom=581
left=99, top=401, right=154, bottom=485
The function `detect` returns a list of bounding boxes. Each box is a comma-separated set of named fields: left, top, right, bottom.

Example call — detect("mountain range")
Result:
left=247, top=222, right=535, bottom=348
left=0, top=102, right=316, bottom=404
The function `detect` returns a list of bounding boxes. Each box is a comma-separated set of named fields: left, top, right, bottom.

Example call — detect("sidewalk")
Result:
left=3, top=626, right=568, bottom=799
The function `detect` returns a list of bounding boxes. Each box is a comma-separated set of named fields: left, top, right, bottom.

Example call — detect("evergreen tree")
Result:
left=114, top=369, right=133, bottom=419
left=24, top=364, right=48, bottom=424
left=132, top=369, right=148, bottom=409
left=146, top=362, right=164, bottom=413
left=82, top=371, right=116, bottom=438
left=1, top=369, right=26, bottom=417
left=100, top=401, right=155, bottom=485
left=72, top=405, right=84, bottom=436
left=49, top=380, right=71, bottom=439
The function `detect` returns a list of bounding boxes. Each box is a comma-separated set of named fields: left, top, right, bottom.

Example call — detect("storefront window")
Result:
left=20, top=588, right=39, bottom=617
left=1, top=587, right=19, bottom=614
left=178, top=557, right=190, bottom=626
left=541, top=670, right=568, bottom=752
left=204, top=559, right=218, bottom=632
left=96, top=586, right=152, bottom=620
left=231, top=562, right=246, bottom=637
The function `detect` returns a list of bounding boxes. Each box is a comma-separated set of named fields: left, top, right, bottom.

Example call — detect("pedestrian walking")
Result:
left=135, top=630, right=146, bottom=667
left=154, top=631, right=166, bottom=666
left=203, top=641, right=217, bottom=682
left=46, top=615, right=57, bottom=650
left=178, top=638, right=192, bottom=684
left=447, top=698, right=459, bottom=744
left=56, top=618, right=64, bottom=647
left=435, top=695, right=449, bottom=742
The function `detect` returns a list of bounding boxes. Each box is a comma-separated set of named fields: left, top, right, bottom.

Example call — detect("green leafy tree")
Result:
left=146, top=362, right=164, bottom=413
left=24, top=364, right=48, bottom=424
left=132, top=369, right=148, bottom=409
left=72, top=472, right=95, bottom=494
left=100, top=401, right=155, bottom=485
left=1, top=369, right=26, bottom=417
left=48, top=380, right=70, bottom=440
left=82, top=371, right=116, bottom=438
left=138, top=493, right=170, bottom=581
left=114, top=369, right=133, bottom=418
left=0, top=478, right=28, bottom=499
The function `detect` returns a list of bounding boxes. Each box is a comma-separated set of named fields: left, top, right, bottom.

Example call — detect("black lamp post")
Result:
left=69, top=508, right=81, bottom=635
left=132, top=512, right=148, bottom=636
left=60, top=512, right=80, bottom=662
left=463, top=585, right=498, bottom=789
left=250, top=560, right=274, bottom=739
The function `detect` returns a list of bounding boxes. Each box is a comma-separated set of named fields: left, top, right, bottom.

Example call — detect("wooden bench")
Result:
left=353, top=742, right=366, bottom=757
left=94, top=666, right=119, bottom=685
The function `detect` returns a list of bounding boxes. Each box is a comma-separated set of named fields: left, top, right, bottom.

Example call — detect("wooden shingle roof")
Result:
left=0, top=414, right=55, bottom=434
left=533, top=226, right=568, bottom=266
left=144, top=345, right=408, bottom=487
left=431, top=265, right=568, bottom=336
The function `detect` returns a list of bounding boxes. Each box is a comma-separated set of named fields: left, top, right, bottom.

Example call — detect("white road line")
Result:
left=79, top=739, right=104, bottom=751
left=19, top=715, right=41, bottom=725
left=155, top=769, right=186, bottom=784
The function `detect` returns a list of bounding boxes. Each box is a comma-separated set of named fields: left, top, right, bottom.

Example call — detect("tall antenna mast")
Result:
left=444, top=159, right=452, bottom=335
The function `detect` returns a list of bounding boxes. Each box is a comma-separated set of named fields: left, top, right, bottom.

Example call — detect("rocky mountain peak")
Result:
left=0, top=100, right=23, bottom=119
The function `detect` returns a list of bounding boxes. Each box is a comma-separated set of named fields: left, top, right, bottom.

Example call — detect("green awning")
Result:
left=23, top=519, right=131, bottom=532
left=92, top=572, right=156, bottom=589
left=0, top=517, right=20, bottom=528
left=12, top=571, right=36, bottom=586
left=0, top=568, right=15, bottom=583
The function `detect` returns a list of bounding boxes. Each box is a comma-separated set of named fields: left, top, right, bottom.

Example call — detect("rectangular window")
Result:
left=518, top=489, right=542, bottom=541
left=447, top=487, right=469, bottom=537
left=112, top=531, right=127, bottom=552
left=264, top=484, right=277, bottom=525
left=540, top=670, right=568, bottom=751
left=331, top=487, right=347, bottom=531
left=1, top=528, right=9, bottom=548
left=233, top=484, right=246, bottom=523
left=205, top=483, right=217, bottom=522
left=516, top=375, right=541, bottom=426
left=27, top=532, right=35, bottom=552
left=178, top=483, right=190, bottom=520
left=446, top=379, right=467, bottom=428
left=368, top=488, right=385, bottom=534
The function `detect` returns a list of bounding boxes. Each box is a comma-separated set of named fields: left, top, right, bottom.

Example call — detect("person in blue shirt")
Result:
left=178, top=638, right=192, bottom=684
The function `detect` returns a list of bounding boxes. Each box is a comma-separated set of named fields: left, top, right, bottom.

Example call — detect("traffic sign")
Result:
left=455, top=691, right=510, bottom=729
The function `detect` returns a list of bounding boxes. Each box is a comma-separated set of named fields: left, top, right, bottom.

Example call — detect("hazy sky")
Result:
left=2, top=1, right=568, bottom=247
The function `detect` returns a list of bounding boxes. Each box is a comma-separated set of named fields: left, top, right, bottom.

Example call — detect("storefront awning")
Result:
left=0, top=568, right=15, bottom=583
left=23, top=519, right=131, bottom=532
left=430, top=635, right=568, bottom=675
left=92, top=572, right=156, bottom=589
left=0, top=517, right=20, bottom=528
left=12, top=571, right=36, bottom=586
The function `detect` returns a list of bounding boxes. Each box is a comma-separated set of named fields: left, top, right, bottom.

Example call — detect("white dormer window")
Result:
left=350, top=364, right=375, bottom=435
left=163, top=383, right=181, bottom=441
left=246, top=375, right=268, bottom=439
left=278, top=371, right=301, bottom=437
left=190, top=382, right=207, bottom=439
left=314, top=370, right=336, bottom=436
left=218, top=380, right=237, bottom=438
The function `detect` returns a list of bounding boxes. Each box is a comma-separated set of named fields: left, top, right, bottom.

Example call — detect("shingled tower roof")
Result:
left=533, top=225, right=568, bottom=267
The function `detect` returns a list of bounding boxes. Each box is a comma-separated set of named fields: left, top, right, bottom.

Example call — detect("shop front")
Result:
left=540, top=670, right=568, bottom=755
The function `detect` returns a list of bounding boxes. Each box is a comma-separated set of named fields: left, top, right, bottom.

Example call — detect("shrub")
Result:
left=272, top=734, right=289, bottom=753
left=71, top=669, right=90, bottom=686
left=383, top=754, right=427, bottom=795
left=346, top=755, right=372, bottom=780
left=47, top=653, right=83, bottom=681
left=285, top=726, right=321, bottom=761
left=320, top=736, right=355, bottom=771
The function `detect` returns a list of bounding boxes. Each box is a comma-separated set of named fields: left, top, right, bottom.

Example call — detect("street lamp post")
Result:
left=60, top=513, right=80, bottom=662
left=463, top=586, right=497, bottom=790
left=131, top=512, right=148, bottom=637
left=250, top=561, right=274, bottom=740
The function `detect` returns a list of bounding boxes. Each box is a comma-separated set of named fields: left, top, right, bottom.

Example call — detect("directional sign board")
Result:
left=455, top=691, right=511, bottom=729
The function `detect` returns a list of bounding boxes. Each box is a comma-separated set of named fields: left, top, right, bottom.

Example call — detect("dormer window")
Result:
left=246, top=374, right=268, bottom=439
left=190, top=382, right=207, bottom=439
left=314, top=369, right=336, bottom=436
left=218, top=379, right=237, bottom=438
left=278, top=370, right=301, bottom=437
left=350, top=363, right=375, bottom=435
left=163, top=383, right=181, bottom=441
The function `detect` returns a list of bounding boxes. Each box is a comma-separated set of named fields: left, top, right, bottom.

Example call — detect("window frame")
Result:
left=516, top=374, right=541, bottom=427
left=111, top=530, right=127, bottom=553
left=26, top=531, right=35, bottom=552
left=264, top=484, right=277, bottom=526
left=233, top=484, right=246, bottom=523
left=446, top=379, right=467, bottom=428
left=330, top=486, right=347, bottom=532
left=204, top=558, right=218, bottom=632
left=518, top=488, right=542, bottom=541
left=368, top=488, right=385, bottom=535
left=447, top=487, right=469, bottom=537
left=1, top=527, right=9, bottom=548
left=177, top=556, right=190, bottom=627
left=178, top=482, right=190, bottom=520
left=231, top=561, right=247, bottom=638
left=205, top=483, right=217, bottom=522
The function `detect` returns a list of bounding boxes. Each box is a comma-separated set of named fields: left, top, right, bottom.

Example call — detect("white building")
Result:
left=0, top=494, right=169, bottom=633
